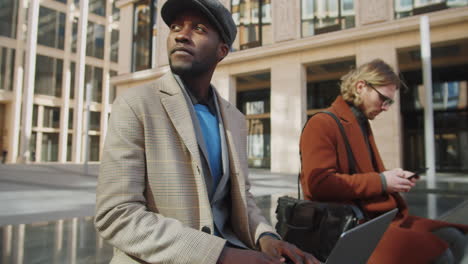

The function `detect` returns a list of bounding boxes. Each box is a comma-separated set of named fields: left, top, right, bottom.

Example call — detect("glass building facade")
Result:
left=0, top=0, right=120, bottom=163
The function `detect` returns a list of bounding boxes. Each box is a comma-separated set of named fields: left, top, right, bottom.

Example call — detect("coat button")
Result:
left=201, top=226, right=211, bottom=234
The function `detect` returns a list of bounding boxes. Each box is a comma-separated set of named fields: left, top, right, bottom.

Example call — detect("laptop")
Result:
left=321, top=208, right=398, bottom=264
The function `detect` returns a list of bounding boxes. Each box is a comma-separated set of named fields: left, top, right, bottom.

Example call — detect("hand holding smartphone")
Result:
left=407, top=168, right=428, bottom=180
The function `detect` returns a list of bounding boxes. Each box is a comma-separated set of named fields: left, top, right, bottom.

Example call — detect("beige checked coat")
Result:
left=95, top=72, right=277, bottom=264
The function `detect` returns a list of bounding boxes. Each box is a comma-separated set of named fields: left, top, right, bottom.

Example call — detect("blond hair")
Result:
left=341, top=59, right=402, bottom=106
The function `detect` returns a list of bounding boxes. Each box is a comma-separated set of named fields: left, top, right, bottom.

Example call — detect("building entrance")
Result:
left=399, top=40, right=468, bottom=173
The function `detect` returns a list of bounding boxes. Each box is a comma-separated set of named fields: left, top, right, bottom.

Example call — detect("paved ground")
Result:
left=0, top=164, right=300, bottom=226
left=0, top=164, right=467, bottom=226
left=1, top=164, right=467, bottom=264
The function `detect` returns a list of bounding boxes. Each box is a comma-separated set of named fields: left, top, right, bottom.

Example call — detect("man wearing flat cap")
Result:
left=95, top=0, right=318, bottom=263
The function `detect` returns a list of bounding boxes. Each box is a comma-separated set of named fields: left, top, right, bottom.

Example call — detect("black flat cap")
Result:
left=161, top=0, right=237, bottom=47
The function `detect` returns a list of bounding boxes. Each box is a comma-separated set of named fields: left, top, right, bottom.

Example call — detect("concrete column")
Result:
left=72, top=0, right=89, bottom=163
left=58, top=1, right=74, bottom=162
left=272, top=0, right=300, bottom=43
left=212, top=71, right=236, bottom=105
left=18, top=0, right=40, bottom=163
left=357, top=0, right=393, bottom=27
left=9, top=1, right=26, bottom=163
left=356, top=41, right=402, bottom=169
left=2, top=225, right=12, bottom=264
left=270, top=55, right=307, bottom=174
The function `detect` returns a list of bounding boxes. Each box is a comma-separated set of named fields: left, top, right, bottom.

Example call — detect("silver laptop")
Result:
left=322, top=208, right=398, bottom=264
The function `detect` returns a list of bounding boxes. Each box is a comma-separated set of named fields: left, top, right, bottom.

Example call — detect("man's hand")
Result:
left=217, top=247, right=282, bottom=264
left=383, top=168, right=416, bottom=193
left=258, top=235, right=320, bottom=264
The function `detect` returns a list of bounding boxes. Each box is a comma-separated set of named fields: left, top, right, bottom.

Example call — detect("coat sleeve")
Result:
left=94, top=95, right=225, bottom=264
left=300, top=114, right=384, bottom=202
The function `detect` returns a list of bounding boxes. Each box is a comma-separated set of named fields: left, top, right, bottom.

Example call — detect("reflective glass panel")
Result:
left=111, top=30, right=119, bottom=63
left=301, top=0, right=355, bottom=37
left=41, top=133, right=59, bottom=162
left=0, top=47, right=15, bottom=91
left=43, top=106, right=61, bottom=129
left=38, top=7, right=66, bottom=50
left=90, top=111, right=101, bottom=131
left=0, top=0, right=18, bottom=38
left=34, top=55, right=63, bottom=98
left=133, top=0, right=151, bottom=71
left=86, top=22, right=105, bottom=59
left=231, top=0, right=271, bottom=50
left=84, top=65, right=103, bottom=103
left=89, top=135, right=100, bottom=161
left=90, top=0, right=106, bottom=16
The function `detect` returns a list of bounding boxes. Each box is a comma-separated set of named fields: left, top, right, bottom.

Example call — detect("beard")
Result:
left=169, top=58, right=210, bottom=77
left=168, top=51, right=218, bottom=78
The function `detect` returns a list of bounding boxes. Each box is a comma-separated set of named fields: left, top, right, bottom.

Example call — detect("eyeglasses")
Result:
left=364, top=81, right=394, bottom=107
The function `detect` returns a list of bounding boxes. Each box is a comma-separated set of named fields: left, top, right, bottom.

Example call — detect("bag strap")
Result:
left=297, top=111, right=357, bottom=199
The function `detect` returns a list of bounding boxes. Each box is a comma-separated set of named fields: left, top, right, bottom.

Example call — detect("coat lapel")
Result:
left=158, top=73, right=212, bottom=211
left=210, top=90, right=232, bottom=203
left=159, top=74, right=201, bottom=162
left=217, top=97, right=246, bottom=202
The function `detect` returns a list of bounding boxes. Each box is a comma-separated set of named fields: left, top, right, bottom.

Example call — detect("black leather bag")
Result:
left=274, top=111, right=364, bottom=262
left=275, top=196, right=363, bottom=262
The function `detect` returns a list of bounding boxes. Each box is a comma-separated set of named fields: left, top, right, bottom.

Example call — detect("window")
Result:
left=236, top=72, right=271, bottom=168
left=307, top=80, right=340, bottom=110
left=237, top=89, right=271, bottom=168
left=43, top=106, right=61, bottom=129
left=0, top=47, right=15, bottom=91
left=35, top=55, right=63, bottom=98
left=111, top=29, right=119, bottom=63
left=41, top=133, right=59, bottom=162
left=113, top=0, right=120, bottom=21
left=301, top=0, right=355, bottom=37
left=84, top=65, right=103, bottom=103
left=90, top=111, right=101, bottom=131
left=72, top=20, right=78, bottom=53
left=89, top=135, right=100, bottom=161
left=305, top=59, right=355, bottom=117
left=38, top=7, right=66, bottom=50
left=132, top=0, right=158, bottom=71
left=30, top=132, right=37, bottom=162
left=395, top=0, right=467, bottom=18
left=32, top=105, right=39, bottom=127
left=70, top=62, right=76, bottom=99
left=86, top=22, right=105, bottom=59
left=67, top=133, right=72, bottom=161
left=68, top=108, right=73, bottom=129
left=400, top=64, right=468, bottom=172
left=231, top=0, right=272, bottom=51
left=90, top=0, right=106, bottom=16
left=0, top=0, right=18, bottom=38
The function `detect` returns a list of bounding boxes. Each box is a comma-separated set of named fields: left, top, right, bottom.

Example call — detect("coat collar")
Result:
left=330, top=96, right=385, bottom=173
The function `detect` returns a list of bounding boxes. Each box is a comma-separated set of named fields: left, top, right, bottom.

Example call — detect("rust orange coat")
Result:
left=300, top=96, right=468, bottom=264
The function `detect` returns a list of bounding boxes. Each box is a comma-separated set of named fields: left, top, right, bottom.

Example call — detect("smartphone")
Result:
left=407, top=168, right=428, bottom=180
